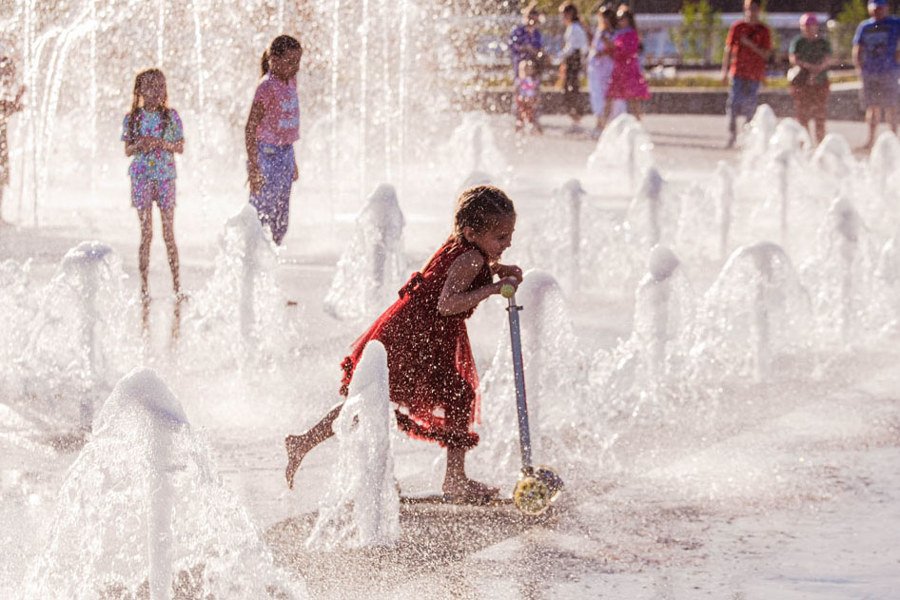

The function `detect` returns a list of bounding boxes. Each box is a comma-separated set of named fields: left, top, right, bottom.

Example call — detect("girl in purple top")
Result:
left=122, top=68, right=184, bottom=331
left=245, top=35, right=303, bottom=245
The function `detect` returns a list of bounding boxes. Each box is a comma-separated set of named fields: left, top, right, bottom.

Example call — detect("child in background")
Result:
left=587, top=6, right=616, bottom=135
left=0, top=50, right=25, bottom=222
left=515, top=60, right=542, bottom=133
left=605, top=6, right=651, bottom=121
left=121, top=68, right=184, bottom=330
left=245, top=35, right=302, bottom=246
left=285, top=185, right=523, bottom=502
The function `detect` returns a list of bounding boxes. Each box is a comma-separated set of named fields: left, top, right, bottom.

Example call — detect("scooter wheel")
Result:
left=513, top=475, right=552, bottom=516
left=534, top=465, right=565, bottom=500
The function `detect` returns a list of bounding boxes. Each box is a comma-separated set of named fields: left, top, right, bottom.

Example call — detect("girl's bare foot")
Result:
left=442, top=477, right=500, bottom=502
left=284, top=433, right=315, bottom=489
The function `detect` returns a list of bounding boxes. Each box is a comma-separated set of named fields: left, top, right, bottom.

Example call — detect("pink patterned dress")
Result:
left=606, top=28, right=650, bottom=101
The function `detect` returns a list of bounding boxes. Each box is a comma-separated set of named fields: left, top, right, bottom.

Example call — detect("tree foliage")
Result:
left=832, top=0, right=869, bottom=59
left=671, top=0, right=726, bottom=65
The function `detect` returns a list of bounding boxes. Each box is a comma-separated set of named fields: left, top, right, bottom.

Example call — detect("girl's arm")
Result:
left=124, top=124, right=147, bottom=157
left=0, top=86, right=26, bottom=117
left=124, top=139, right=140, bottom=157
left=140, top=137, right=184, bottom=153
left=245, top=101, right=266, bottom=195
left=437, top=249, right=517, bottom=317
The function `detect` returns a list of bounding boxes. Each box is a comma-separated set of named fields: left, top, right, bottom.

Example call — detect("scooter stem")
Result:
left=506, top=294, right=533, bottom=471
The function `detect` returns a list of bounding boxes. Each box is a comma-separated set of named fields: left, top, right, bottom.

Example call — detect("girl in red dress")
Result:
left=285, top=185, right=522, bottom=501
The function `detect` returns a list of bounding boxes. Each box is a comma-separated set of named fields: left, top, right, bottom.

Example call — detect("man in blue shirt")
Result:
left=853, top=0, right=900, bottom=150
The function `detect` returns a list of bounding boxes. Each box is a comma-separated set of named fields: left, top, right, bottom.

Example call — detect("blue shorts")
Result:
left=249, top=142, right=295, bottom=245
left=862, top=71, right=900, bottom=109
left=131, top=178, right=176, bottom=211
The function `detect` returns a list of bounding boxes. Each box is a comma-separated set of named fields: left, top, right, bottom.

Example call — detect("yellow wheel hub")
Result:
left=513, top=475, right=552, bottom=515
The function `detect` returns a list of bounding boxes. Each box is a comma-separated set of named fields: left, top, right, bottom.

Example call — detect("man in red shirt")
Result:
left=722, top=0, right=773, bottom=148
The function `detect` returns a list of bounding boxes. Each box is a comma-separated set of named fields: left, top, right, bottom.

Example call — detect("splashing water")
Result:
left=801, top=196, right=880, bottom=345
left=19, top=368, right=307, bottom=600
left=866, top=131, right=900, bottom=228
left=324, top=183, right=407, bottom=322
left=443, top=113, right=509, bottom=186
left=586, top=113, right=654, bottom=193
left=690, top=242, right=812, bottom=382
left=769, top=117, right=812, bottom=154
left=626, top=167, right=677, bottom=248
left=306, top=341, right=400, bottom=550
left=1, top=241, right=137, bottom=433
left=633, top=245, right=690, bottom=382
left=811, top=133, right=857, bottom=201
left=875, top=228, right=900, bottom=332
left=180, top=205, right=303, bottom=372
left=739, top=103, right=777, bottom=171
left=476, top=270, right=593, bottom=484
left=597, top=245, right=694, bottom=409
left=521, top=179, right=586, bottom=293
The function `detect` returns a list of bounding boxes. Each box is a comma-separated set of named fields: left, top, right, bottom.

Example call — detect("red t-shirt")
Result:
left=726, top=21, right=771, bottom=82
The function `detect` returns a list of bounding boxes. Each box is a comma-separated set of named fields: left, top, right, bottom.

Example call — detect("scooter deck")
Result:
left=399, top=492, right=513, bottom=507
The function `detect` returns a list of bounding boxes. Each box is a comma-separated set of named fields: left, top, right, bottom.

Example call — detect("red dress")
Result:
left=340, top=237, right=493, bottom=449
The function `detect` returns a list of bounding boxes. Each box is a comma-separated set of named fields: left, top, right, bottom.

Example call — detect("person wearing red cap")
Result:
left=788, top=13, right=832, bottom=144
left=722, top=0, right=772, bottom=148
left=853, top=0, right=900, bottom=150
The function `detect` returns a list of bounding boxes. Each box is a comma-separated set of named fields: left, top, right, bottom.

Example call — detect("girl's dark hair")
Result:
left=128, top=68, right=170, bottom=143
left=561, top=1, right=580, bottom=22
left=453, top=185, right=516, bottom=237
left=600, top=6, right=618, bottom=29
left=260, top=34, right=303, bottom=76
left=617, top=6, right=638, bottom=31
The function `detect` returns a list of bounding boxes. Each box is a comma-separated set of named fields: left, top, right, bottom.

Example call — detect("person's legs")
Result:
left=866, top=107, right=881, bottom=149
left=564, top=53, right=582, bottom=127
left=740, top=78, right=761, bottom=125
left=443, top=447, right=498, bottom=498
left=587, top=65, right=606, bottom=129
left=0, top=129, right=8, bottom=222
left=812, top=85, right=829, bottom=144
left=793, top=87, right=812, bottom=141
left=515, top=98, right=526, bottom=130
left=861, top=74, right=886, bottom=149
left=726, top=79, right=742, bottom=146
left=440, top=378, right=498, bottom=499
left=250, top=145, right=279, bottom=241
left=137, top=201, right=153, bottom=299
left=133, top=178, right=154, bottom=330
left=138, top=204, right=153, bottom=331
left=285, top=402, right=343, bottom=489
left=158, top=183, right=180, bottom=296
left=268, top=146, right=294, bottom=245
left=608, top=98, right=627, bottom=120
left=628, top=99, right=643, bottom=121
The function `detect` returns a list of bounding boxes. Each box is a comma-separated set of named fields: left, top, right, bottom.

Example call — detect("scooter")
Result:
left=502, top=285, right=564, bottom=515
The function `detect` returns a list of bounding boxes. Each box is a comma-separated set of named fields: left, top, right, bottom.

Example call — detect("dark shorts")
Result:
left=862, top=71, right=900, bottom=109
left=131, top=178, right=176, bottom=211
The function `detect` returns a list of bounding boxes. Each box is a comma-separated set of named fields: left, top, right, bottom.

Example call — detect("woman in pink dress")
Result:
left=605, top=7, right=650, bottom=121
